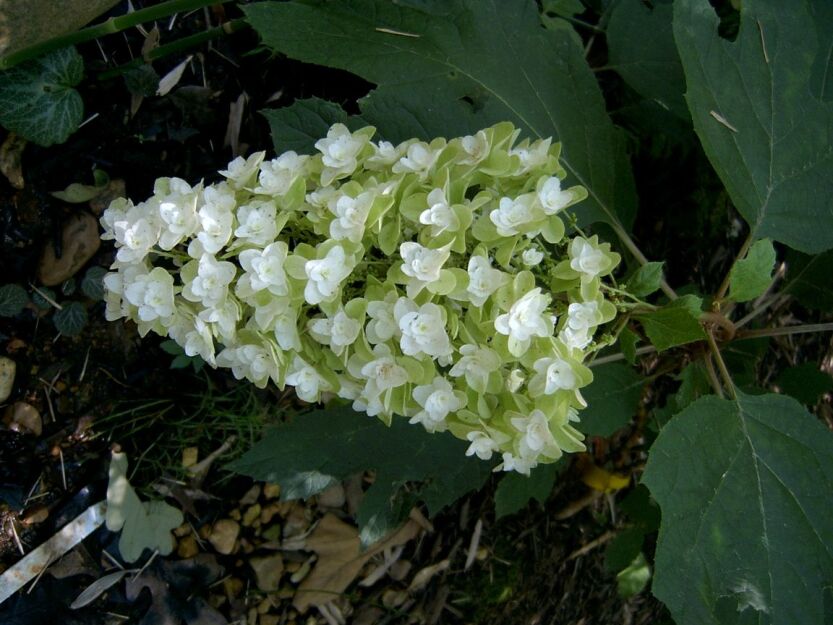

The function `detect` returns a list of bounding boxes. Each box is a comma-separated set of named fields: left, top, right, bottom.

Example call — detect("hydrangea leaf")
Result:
left=643, top=391, right=833, bottom=625
left=626, top=261, right=665, bottom=298
left=494, top=460, right=564, bottom=519
left=784, top=249, right=833, bottom=311
left=245, top=0, right=637, bottom=229
left=634, top=294, right=705, bottom=352
left=227, top=405, right=493, bottom=545
left=606, top=0, right=687, bottom=120
left=728, top=238, right=776, bottom=303
left=579, top=363, right=643, bottom=436
left=0, top=46, right=84, bottom=146
left=674, top=0, right=833, bottom=253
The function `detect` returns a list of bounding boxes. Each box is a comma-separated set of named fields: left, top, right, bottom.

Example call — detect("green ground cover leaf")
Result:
left=0, top=46, right=84, bottom=146
left=228, top=406, right=492, bottom=545
left=674, top=0, right=833, bottom=253
left=246, top=0, right=636, bottom=229
left=634, top=294, right=705, bottom=352
left=81, top=266, right=107, bottom=301
left=728, top=238, right=776, bottom=302
left=0, top=284, right=28, bottom=317
left=784, top=249, right=833, bottom=311
left=579, top=363, right=643, bottom=436
left=494, top=460, right=564, bottom=519
left=643, top=392, right=833, bottom=625
left=53, top=301, right=87, bottom=336
left=606, top=0, right=687, bottom=120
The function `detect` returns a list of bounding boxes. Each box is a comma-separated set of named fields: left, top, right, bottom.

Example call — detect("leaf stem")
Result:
left=714, top=232, right=754, bottom=305
left=588, top=345, right=656, bottom=367
left=706, top=331, right=736, bottom=399
left=609, top=222, right=678, bottom=301
left=0, top=0, right=233, bottom=70
left=703, top=352, right=725, bottom=399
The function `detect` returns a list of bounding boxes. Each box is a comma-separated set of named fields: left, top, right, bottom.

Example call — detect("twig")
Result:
left=566, top=530, right=617, bottom=561
left=0, top=0, right=234, bottom=70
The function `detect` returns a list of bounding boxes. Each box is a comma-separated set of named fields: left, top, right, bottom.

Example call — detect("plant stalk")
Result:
left=610, top=222, right=678, bottom=301
left=706, top=331, right=736, bottom=399
left=736, top=322, right=833, bottom=340
left=0, top=0, right=233, bottom=70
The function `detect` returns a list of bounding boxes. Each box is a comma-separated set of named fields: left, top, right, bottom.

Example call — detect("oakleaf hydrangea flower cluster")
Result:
left=101, top=122, right=622, bottom=474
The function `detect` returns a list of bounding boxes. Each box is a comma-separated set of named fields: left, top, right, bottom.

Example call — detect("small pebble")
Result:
left=242, top=504, right=261, bottom=527
left=263, top=483, right=281, bottom=499
left=0, top=357, right=15, bottom=403
left=177, top=535, right=200, bottom=559
left=250, top=554, right=285, bottom=592
left=38, top=211, right=100, bottom=286
left=3, top=401, right=42, bottom=436
left=208, top=519, right=240, bottom=555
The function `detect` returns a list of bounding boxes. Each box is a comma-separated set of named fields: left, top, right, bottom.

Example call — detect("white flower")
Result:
left=123, top=267, right=175, bottom=322
left=410, top=377, right=465, bottom=432
left=537, top=176, right=572, bottom=215
left=359, top=345, right=409, bottom=399
left=183, top=254, right=237, bottom=306
left=309, top=308, right=361, bottom=354
left=559, top=300, right=600, bottom=349
left=494, top=288, right=553, bottom=356
left=365, top=140, right=401, bottom=169
left=285, top=356, right=330, bottom=402
left=304, top=245, right=354, bottom=305
left=506, top=368, right=525, bottom=392
left=198, top=296, right=240, bottom=342
left=194, top=185, right=235, bottom=255
left=490, top=194, right=540, bottom=237
left=158, top=195, right=199, bottom=250
left=399, top=242, right=451, bottom=283
left=465, top=431, right=499, bottom=461
left=101, top=198, right=131, bottom=241
left=497, top=451, right=538, bottom=476
left=329, top=191, right=374, bottom=243
left=569, top=237, right=608, bottom=280
left=114, top=208, right=160, bottom=264
left=183, top=317, right=216, bottom=366
left=392, top=141, right=439, bottom=178
left=234, top=201, right=278, bottom=246
left=218, top=343, right=279, bottom=389
left=531, top=357, right=579, bottom=395
left=366, top=294, right=398, bottom=344
left=466, top=255, right=509, bottom=306
left=237, top=242, right=290, bottom=298
left=449, top=344, right=501, bottom=392
left=395, top=299, right=452, bottom=359
left=459, top=130, right=489, bottom=165
left=511, top=409, right=559, bottom=458
left=510, top=137, right=551, bottom=175
left=249, top=294, right=301, bottom=351
left=219, top=151, right=264, bottom=187
left=315, top=124, right=368, bottom=185
left=522, top=247, right=544, bottom=266
left=255, top=151, right=309, bottom=195
left=419, top=188, right=458, bottom=236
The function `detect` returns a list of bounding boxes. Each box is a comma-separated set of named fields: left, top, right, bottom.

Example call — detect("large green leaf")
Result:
left=580, top=363, right=644, bottom=436
left=634, top=294, right=706, bottom=352
left=643, top=391, right=833, bottom=625
left=246, top=0, right=636, bottom=229
left=784, top=249, right=833, bottom=311
left=227, top=406, right=492, bottom=545
left=264, top=97, right=355, bottom=154
left=728, top=238, right=776, bottom=302
left=0, top=46, right=84, bottom=146
left=673, top=0, right=833, bottom=253
left=606, top=0, right=687, bottom=120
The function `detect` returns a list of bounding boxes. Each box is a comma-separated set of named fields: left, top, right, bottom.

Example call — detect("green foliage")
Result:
left=494, top=460, right=564, bottom=519
left=244, top=0, right=637, bottom=229
left=0, top=283, right=28, bottom=317
left=616, top=553, right=651, bottom=598
left=579, top=363, right=643, bottom=436
left=643, top=392, right=833, bottom=625
left=53, top=301, right=87, bottom=336
left=634, top=294, right=705, bottom=352
left=606, top=0, right=687, bottom=120
left=775, top=363, right=833, bottom=405
left=626, top=261, right=665, bottom=298
left=81, top=266, right=108, bottom=301
left=228, top=406, right=493, bottom=546
left=784, top=249, right=833, bottom=311
left=728, top=239, right=776, bottom=302
left=264, top=97, right=355, bottom=154
left=0, top=46, right=84, bottom=146
left=674, top=0, right=833, bottom=253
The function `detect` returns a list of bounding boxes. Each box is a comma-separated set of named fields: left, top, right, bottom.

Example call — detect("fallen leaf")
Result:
left=223, top=92, right=247, bottom=157
left=293, top=512, right=421, bottom=612
left=3, top=401, right=42, bottom=436
left=156, top=55, right=193, bottom=97
left=249, top=554, right=284, bottom=592
left=70, top=569, right=131, bottom=609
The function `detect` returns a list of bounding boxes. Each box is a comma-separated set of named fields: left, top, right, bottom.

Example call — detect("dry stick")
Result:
left=566, top=530, right=617, bottom=561
left=0, top=0, right=234, bottom=70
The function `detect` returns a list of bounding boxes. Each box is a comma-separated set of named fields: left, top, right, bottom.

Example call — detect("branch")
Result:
left=735, top=322, right=833, bottom=340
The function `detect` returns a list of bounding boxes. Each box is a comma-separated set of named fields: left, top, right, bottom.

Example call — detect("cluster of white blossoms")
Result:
left=101, top=122, right=622, bottom=474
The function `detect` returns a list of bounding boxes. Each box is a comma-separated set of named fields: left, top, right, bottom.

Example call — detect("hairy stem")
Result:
left=706, top=331, right=736, bottom=399
left=0, top=0, right=233, bottom=70
left=588, top=345, right=656, bottom=367
left=703, top=352, right=725, bottom=399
